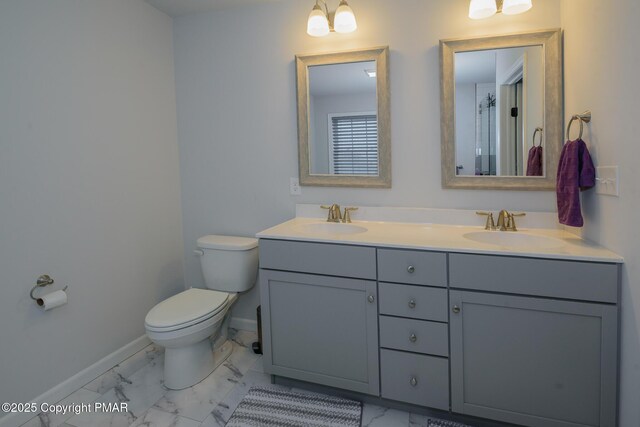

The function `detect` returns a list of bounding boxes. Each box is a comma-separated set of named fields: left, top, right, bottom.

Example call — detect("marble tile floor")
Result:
left=20, top=329, right=458, bottom=427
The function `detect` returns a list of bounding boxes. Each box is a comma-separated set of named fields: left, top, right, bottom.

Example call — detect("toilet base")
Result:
left=151, top=294, right=239, bottom=390
left=163, top=337, right=233, bottom=390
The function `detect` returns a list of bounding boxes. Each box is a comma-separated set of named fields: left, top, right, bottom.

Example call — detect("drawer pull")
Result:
left=452, top=305, right=460, bottom=314
left=409, top=333, right=417, bottom=343
left=408, top=299, right=416, bottom=309
left=407, top=265, right=415, bottom=274
left=410, top=377, right=418, bottom=387
left=368, top=295, right=375, bottom=304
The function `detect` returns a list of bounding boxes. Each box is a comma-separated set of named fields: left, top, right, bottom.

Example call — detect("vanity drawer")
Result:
left=449, top=253, right=619, bottom=303
left=379, top=316, right=448, bottom=356
left=380, top=349, right=449, bottom=410
left=377, top=249, right=447, bottom=287
left=259, top=239, right=376, bottom=280
left=379, top=283, right=448, bottom=322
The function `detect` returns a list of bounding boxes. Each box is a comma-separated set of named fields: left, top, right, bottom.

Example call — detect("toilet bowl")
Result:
left=144, top=235, right=258, bottom=390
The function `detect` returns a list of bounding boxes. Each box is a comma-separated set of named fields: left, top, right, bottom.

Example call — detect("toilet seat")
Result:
left=145, top=288, right=229, bottom=333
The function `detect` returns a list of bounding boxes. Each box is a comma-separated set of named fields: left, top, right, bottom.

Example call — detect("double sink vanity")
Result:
left=256, top=206, right=622, bottom=427
left=279, top=27, right=621, bottom=427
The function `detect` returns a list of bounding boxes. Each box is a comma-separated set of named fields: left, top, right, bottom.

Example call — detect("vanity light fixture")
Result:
left=502, top=0, right=533, bottom=15
left=364, top=69, right=376, bottom=78
left=306, top=0, right=357, bottom=37
left=469, top=0, right=532, bottom=20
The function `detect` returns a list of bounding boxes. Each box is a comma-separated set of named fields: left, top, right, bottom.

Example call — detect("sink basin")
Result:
left=463, top=231, right=566, bottom=250
left=296, top=222, right=368, bottom=235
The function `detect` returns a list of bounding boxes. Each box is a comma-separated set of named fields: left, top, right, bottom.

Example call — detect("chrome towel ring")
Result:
left=533, top=127, right=543, bottom=147
left=566, top=110, right=592, bottom=141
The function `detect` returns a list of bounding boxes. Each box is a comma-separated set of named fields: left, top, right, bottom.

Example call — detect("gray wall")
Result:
left=172, top=0, right=561, bottom=320
left=0, top=0, right=184, bottom=405
left=454, top=83, right=476, bottom=176
left=561, top=1, right=640, bottom=426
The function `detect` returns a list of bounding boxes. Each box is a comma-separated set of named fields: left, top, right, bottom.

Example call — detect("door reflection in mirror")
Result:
left=454, top=46, right=543, bottom=177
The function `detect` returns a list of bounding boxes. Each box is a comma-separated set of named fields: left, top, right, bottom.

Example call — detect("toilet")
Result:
left=144, top=235, right=258, bottom=390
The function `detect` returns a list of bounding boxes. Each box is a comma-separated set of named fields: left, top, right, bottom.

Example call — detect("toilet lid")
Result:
left=145, top=288, right=229, bottom=330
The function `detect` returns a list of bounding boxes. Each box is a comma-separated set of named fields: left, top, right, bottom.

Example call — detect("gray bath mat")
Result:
left=428, top=420, right=472, bottom=427
left=226, top=385, right=362, bottom=427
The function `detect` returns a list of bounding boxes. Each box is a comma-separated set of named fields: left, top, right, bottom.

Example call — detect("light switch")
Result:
left=595, top=166, right=619, bottom=196
left=290, top=177, right=302, bottom=196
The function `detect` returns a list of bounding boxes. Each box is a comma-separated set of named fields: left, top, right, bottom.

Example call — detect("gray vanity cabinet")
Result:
left=259, top=240, right=380, bottom=395
left=259, top=238, right=620, bottom=427
left=449, top=290, right=618, bottom=427
left=377, top=248, right=450, bottom=410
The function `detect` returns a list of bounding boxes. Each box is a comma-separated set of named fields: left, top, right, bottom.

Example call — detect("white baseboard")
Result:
left=230, top=317, right=257, bottom=332
left=0, top=335, right=151, bottom=427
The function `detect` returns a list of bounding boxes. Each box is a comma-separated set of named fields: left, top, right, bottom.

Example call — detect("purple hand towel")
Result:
left=526, top=145, right=543, bottom=176
left=556, top=139, right=595, bottom=227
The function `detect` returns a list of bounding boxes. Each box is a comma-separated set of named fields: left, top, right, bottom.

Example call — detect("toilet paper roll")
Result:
left=37, top=289, right=67, bottom=311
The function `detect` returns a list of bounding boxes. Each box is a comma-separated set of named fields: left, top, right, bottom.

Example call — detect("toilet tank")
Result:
left=196, top=235, right=259, bottom=292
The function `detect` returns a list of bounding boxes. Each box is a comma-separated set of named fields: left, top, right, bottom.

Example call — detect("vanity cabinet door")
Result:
left=260, top=270, right=379, bottom=395
left=450, top=290, right=617, bottom=427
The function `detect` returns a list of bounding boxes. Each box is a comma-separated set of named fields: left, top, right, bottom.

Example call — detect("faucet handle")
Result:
left=507, top=212, right=526, bottom=231
left=320, top=205, right=332, bottom=221
left=343, top=207, right=358, bottom=223
left=476, top=211, right=495, bottom=230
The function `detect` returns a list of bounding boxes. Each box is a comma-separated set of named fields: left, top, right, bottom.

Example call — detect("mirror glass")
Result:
left=454, top=46, right=544, bottom=177
left=297, top=47, right=390, bottom=188
left=308, top=60, right=378, bottom=176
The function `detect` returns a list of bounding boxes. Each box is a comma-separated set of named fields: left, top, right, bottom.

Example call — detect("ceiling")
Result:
left=455, top=50, right=497, bottom=85
left=309, top=61, right=377, bottom=97
left=145, top=0, right=281, bottom=17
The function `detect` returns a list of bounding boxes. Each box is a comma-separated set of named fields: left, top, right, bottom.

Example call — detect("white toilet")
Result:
left=144, top=235, right=258, bottom=390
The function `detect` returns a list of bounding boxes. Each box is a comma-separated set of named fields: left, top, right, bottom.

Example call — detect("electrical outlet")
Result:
left=595, top=166, right=619, bottom=196
left=290, top=177, right=301, bottom=196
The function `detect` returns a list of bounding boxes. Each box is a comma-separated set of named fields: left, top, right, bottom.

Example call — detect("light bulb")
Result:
left=334, top=0, right=357, bottom=34
left=502, top=0, right=532, bottom=15
left=468, top=0, right=497, bottom=19
left=307, top=4, right=329, bottom=37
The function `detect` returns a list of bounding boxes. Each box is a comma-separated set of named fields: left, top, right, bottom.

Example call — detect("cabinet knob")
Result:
left=368, top=295, right=375, bottom=304
left=408, top=299, right=416, bottom=309
left=409, top=333, right=417, bottom=343
left=452, top=305, right=460, bottom=314
left=407, top=265, right=415, bottom=274
left=410, top=377, right=418, bottom=387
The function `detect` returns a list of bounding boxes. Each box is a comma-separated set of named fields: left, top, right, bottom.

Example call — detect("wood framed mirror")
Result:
left=296, top=46, right=391, bottom=188
left=440, top=29, right=562, bottom=190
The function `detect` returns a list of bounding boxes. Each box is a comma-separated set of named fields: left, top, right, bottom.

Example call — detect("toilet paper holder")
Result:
left=30, top=275, right=68, bottom=301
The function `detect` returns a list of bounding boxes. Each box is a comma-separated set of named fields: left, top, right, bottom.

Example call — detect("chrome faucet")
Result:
left=321, top=204, right=342, bottom=222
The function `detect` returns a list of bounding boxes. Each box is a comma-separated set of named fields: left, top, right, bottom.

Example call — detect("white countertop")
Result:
left=256, top=217, right=623, bottom=263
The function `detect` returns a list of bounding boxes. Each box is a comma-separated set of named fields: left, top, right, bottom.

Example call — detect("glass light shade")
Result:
left=307, top=6, right=330, bottom=37
left=468, top=0, right=497, bottom=19
left=334, top=1, right=357, bottom=33
left=502, top=0, right=532, bottom=15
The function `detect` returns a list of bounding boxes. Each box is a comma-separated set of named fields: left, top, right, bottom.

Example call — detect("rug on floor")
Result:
left=427, top=419, right=472, bottom=427
left=225, top=385, right=363, bottom=427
